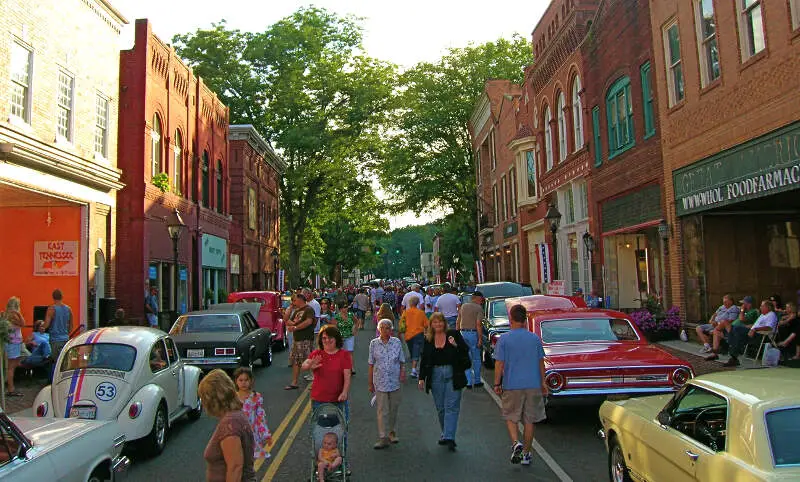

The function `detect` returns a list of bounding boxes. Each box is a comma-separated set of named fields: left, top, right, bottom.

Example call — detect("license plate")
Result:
left=187, top=349, right=204, bottom=358
left=70, top=406, right=97, bottom=419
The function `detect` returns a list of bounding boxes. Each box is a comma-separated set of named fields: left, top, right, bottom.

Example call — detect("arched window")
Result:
left=201, top=151, right=210, bottom=207
left=216, top=160, right=223, bottom=213
left=606, top=76, right=635, bottom=158
left=556, top=92, right=567, bottom=162
left=151, top=114, right=162, bottom=177
left=173, top=130, right=182, bottom=195
left=572, top=76, right=584, bottom=151
left=544, top=105, right=554, bottom=171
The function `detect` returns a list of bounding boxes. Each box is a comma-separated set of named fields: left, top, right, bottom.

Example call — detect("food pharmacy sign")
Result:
left=674, top=122, right=800, bottom=216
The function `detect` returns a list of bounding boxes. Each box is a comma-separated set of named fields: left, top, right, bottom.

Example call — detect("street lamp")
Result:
left=544, top=203, right=562, bottom=280
left=582, top=231, right=595, bottom=254
left=166, top=209, right=186, bottom=320
left=271, top=248, right=279, bottom=291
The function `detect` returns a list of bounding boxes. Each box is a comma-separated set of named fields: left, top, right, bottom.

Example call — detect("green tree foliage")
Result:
left=173, top=8, right=397, bottom=288
left=372, top=224, right=439, bottom=279
left=378, top=36, right=532, bottom=258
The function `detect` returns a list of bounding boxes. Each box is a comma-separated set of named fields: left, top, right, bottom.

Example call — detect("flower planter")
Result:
left=643, top=329, right=679, bottom=343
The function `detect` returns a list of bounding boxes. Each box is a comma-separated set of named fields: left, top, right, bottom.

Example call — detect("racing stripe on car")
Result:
left=63, top=328, right=108, bottom=417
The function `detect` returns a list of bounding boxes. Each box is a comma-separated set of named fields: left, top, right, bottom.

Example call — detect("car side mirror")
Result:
left=657, top=410, right=672, bottom=427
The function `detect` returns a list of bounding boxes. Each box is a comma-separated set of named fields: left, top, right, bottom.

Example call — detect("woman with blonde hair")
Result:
left=199, top=369, right=256, bottom=482
left=4, top=296, right=25, bottom=397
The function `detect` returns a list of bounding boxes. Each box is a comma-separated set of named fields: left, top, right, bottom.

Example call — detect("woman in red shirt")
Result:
left=302, top=325, right=352, bottom=417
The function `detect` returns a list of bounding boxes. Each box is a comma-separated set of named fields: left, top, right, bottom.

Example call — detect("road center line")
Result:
left=254, top=386, right=310, bottom=472
left=261, top=398, right=312, bottom=481
left=481, top=375, right=574, bottom=482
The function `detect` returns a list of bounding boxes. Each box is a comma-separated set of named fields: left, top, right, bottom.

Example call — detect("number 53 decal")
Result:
left=95, top=382, right=117, bottom=401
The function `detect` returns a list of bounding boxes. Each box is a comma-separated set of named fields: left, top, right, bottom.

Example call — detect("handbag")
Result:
left=762, top=345, right=780, bottom=367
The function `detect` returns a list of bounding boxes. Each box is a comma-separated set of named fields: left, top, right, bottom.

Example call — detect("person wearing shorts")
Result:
left=493, top=304, right=547, bottom=466
left=286, top=293, right=316, bottom=390
left=402, top=296, right=429, bottom=378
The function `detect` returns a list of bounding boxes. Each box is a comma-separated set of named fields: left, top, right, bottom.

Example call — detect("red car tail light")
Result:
left=129, top=402, right=142, bottom=419
left=36, top=402, right=48, bottom=417
left=672, top=367, right=692, bottom=386
left=490, top=334, right=500, bottom=346
left=545, top=372, right=565, bottom=392
left=214, top=347, right=235, bottom=356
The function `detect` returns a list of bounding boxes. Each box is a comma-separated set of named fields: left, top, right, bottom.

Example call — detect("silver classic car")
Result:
left=0, top=406, right=129, bottom=481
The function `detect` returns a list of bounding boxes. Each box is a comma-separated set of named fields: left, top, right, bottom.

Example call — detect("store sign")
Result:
left=674, top=121, right=800, bottom=216
left=179, top=267, right=187, bottom=281
left=201, top=234, right=227, bottom=269
left=230, top=254, right=240, bottom=275
left=601, top=185, right=662, bottom=233
left=148, top=266, right=158, bottom=279
left=34, top=241, right=79, bottom=276
left=547, top=280, right=566, bottom=295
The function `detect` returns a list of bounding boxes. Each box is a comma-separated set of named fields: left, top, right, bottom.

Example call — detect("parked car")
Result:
left=170, top=306, right=273, bottom=371
left=480, top=296, right=511, bottom=368
left=505, top=295, right=693, bottom=404
left=0, top=406, right=130, bottom=481
left=33, top=326, right=202, bottom=457
left=227, top=292, right=288, bottom=350
left=599, top=369, right=800, bottom=482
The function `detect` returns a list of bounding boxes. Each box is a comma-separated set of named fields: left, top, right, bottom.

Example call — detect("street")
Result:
left=125, top=326, right=608, bottom=482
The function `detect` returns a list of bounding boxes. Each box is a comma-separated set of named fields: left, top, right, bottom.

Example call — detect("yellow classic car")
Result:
left=598, top=369, right=800, bottom=481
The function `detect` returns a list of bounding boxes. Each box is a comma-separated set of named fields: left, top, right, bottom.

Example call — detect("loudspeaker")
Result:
left=99, top=298, right=118, bottom=327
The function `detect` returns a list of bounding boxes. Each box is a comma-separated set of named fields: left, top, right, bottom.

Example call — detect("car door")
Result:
left=244, top=312, right=266, bottom=358
left=149, top=339, right=179, bottom=417
left=164, top=337, right=184, bottom=409
left=237, top=314, right=258, bottom=362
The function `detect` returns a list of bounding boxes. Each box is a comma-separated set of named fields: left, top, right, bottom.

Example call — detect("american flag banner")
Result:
left=315, top=274, right=321, bottom=290
left=475, top=260, right=485, bottom=283
left=537, top=244, right=552, bottom=284
left=277, top=269, right=285, bottom=291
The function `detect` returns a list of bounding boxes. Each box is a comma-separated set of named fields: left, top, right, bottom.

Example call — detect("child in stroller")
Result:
left=310, top=403, right=348, bottom=482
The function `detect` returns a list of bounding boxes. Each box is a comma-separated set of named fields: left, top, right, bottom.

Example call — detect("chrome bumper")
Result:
left=182, top=356, right=240, bottom=369
left=550, top=386, right=678, bottom=397
left=112, top=455, right=131, bottom=480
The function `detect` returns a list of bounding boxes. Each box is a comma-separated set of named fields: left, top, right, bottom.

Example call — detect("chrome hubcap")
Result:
left=611, top=446, right=625, bottom=482
left=156, top=408, right=166, bottom=448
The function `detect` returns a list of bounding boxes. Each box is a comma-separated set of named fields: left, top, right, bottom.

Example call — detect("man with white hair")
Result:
left=369, top=318, right=406, bottom=449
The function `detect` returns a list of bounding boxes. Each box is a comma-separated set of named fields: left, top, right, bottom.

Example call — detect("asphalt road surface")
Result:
left=125, top=326, right=610, bottom=482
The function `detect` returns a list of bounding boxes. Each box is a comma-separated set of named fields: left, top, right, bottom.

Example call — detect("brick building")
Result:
left=649, top=0, right=800, bottom=322
left=228, top=125, right=285, bottom=292
left=582, top=0, right=668, bottom=309
left=0, top=0, right=126, bottom=330
left=117, top=19, right=231, bottom=325
left=470, top=80, right=524, bottom=282
left=527, top=0, right=598, bottom=295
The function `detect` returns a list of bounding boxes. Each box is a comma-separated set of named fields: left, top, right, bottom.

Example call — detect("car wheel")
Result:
left=187, top=396, right=202, bottom=422
left=482, top=347, right=495, bottom=369
left=609, top=438, right=632, bottom=482
left=88, top=464, right=110, bottom=482
left=142, top=402, right=168, bottom=457
left=261, top=342, right=273, bottom=367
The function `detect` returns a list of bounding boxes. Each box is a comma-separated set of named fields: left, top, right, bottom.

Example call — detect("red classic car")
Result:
left=503, top=295, right=693, bottom=403
left=227, top=291, right=288, bottom=350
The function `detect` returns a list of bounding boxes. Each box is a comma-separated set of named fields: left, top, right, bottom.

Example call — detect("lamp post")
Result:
left=166, top=209, right=186, bottom=322
left=271, top=248, right=279, bottom=291
left=583, top=231, right=595, bottom=293
left=544, top=203, right=562, bottom=280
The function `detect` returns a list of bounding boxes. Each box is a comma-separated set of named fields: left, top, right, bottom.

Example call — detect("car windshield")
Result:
left=766, top=407, right=800, bottom=466
left=540, top=318, right=640, bottom=343
left=490, top=302, right=508, bottom=318
left=170, top=314, right=242, bottom=334
left=59, top=343, right=136, bottom=372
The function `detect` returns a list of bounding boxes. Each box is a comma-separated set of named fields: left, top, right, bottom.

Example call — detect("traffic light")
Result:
left=375, top=247, right=383, bottom=255
left=394, top=248, right=401, bottom=254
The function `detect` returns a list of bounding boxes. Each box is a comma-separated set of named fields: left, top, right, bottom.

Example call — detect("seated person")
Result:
left=22, top=320, right=52, bottom=365
left=697, top=294, right=740, bottom=354
left=723, top=300, right=778, bottom=367
left=149, top=345, right=168, bottom=371
left=317, top=432, right=342, bottom=482
left=776, top=302, right=800, bottom=360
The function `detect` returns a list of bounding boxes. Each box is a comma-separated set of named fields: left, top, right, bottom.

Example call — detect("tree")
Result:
left=377, top=36, right=532, bottom=257
left=173, top=7, right=397, bottom=287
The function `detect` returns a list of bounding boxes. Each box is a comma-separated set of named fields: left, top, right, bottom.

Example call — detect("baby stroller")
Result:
left=309, top=403, right=348, bottom=482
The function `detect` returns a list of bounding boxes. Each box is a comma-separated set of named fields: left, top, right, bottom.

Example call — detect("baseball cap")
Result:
left=740, top=295, right=753, bottom=304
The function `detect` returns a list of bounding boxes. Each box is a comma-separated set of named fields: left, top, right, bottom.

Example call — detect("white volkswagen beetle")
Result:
left=33, top=326, right=202, bottom=456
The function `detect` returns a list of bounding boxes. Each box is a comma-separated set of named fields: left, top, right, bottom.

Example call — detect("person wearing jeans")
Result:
left=457, top=291, right=485, bottom=387
left=418, top=313, right=470, bottom=451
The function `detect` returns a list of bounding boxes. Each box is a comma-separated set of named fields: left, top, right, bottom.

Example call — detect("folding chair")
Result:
left=746, top=330, right=777, bottom=361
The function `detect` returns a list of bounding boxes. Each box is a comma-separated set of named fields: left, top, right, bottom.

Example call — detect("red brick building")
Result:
left=527, top=0, right=598, bottom=295
left=650, top=0, right=800, bottom=322
left=229, top=125, right=285, bottom=292
left=117, top=19, right=231, bottom=325
left=582, top=0, right=668, bottom=309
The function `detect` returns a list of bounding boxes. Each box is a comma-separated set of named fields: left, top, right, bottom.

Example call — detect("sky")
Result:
left=113, top=0, right=549, bottom=228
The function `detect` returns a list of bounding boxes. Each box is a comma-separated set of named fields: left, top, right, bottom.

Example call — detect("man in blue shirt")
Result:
left=493, top=304, right=547, bottom=466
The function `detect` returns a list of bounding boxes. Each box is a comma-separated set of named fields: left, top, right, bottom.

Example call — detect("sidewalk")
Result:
left=655, top=338, right=762, bottom=376
left=2, top=370, right=48, bottom=416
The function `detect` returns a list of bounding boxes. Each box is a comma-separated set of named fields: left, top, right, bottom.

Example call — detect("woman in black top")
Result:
left=417, top=312, right=470, bottom=451
left=777, top=302, right=800, bottom=360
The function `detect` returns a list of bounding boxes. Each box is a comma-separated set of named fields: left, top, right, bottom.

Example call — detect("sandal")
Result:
left=6, top=391, right=23, bottom=397
left=283, top=385, right=299, bottom=390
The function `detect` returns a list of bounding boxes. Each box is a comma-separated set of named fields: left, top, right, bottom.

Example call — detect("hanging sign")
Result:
left=34, top=241, right=79, bottom=276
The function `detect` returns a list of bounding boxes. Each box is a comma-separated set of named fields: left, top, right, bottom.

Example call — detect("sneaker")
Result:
left=373, top=438, right=390, bottom=449
left=510, top=441, right=524, bottom=464
left=389, top=432, right=399, bottom=444
left=704, top=353, right=719, bottom=361
left=699, top=344, right=712, bottom=353
left=722, top=357, right=740, bottom=367
left=521, top=452, right=532, bottom=466
left=304, top=374, right=314, bottom=381
left=410, top=370, right=418, bottom=378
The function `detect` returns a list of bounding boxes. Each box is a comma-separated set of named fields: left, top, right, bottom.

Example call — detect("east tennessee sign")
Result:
left=674, top=121, right=800, bottom=216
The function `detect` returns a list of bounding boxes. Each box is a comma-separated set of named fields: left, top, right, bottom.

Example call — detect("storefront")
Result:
left=599, top=184, right=665, bottom=310
left=673, top=121, right=800, bottom=322
left=554, top=179, right=592, bottom=295
left=524, top=222, right=546, bottom=292
left=147, top=261, right=188, bottom=316
left=201, top=233, right=228, bottom=306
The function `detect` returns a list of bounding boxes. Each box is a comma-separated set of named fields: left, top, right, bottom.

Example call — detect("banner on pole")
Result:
left=277, top=269, right=285, bottom=291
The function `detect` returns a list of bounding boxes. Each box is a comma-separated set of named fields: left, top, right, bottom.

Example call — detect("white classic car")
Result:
left=0, top=406, right=129, bottom=481
left=33, top=326, right=202, bottom=456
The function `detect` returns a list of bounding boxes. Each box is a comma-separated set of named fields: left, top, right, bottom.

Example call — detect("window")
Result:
left=568, top=232, right=580, bottom=295
left=525, top=151, right=537, bottom=198
left=259, top=202, right=267, bottom=235
left=592, top=106, right=602, bottom=167
left=476, top=150, right=482, bottom=184
left=792, top=0, right=800, bottom=31
left=765, top=407, right=800, bottom=466
left=544, top=106, right=554, bottom=171
left=557, top=92, right=567, bottom=162
left=490, top=131, right=497, bottom=170
left=501, top=176, right=508, bottom=221
left=572, top=76, right=584, bottom=151
left=148, top=341, right=169, bottom=373
left=94, top=94, right=109, bottom=157
left=739, top=0, right=765, bottom=59
left=10, top=41, right=32, bottom=123
left=663, top=22, right=685, bottom=106
left=216, top=160, right=223, bottom=213
left=492, top=183, right=499, bottom=226
left=57, top=70, right=74, bottom=141
left=606, top=77, right=635, bottom=158
left=248, top=188, right=257, bottom=230
left=578, top=181, right=589, bottom=221
left=695, top=0, right=720, bottom=86
left=0, top=418, right=22, bottom=466
left=173, top=130, right=182, bottom=194
left=564, top=187, right=575, bottom=224
left=640, top=62, right=656, bottom=138
left=509, top=167, right=517, bottom=217
left=201, top=151, right=209, bottom=207
left=663, top=385, right=728, bottom=452
left=151, top=114, right=163, bottom=176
